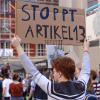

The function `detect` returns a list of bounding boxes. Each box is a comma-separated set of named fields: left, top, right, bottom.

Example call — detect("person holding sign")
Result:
left=11, top=37, right=90, bottom=100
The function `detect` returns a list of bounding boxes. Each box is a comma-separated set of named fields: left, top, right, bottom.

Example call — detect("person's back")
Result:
left=19, top=51, right=90, bottom=100
left=29, top=80, right=47, bottom=100
left=22, top=73, right=32, bottom=100
left=3, top=73, right=12, bottom=100
left=47, top=80, right=86, bottom=100
left=34, top=84, right=47, bottom=100
left=9, top=73, right=23, bottom=100
left=11, top=37, right=90, bottom=100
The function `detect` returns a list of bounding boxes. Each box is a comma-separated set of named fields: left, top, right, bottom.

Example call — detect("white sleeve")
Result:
left=78, top=52, right=90, bottom=85
left=30, top=81, right=35, bottom=91
left=20, top=53, right=51, bottom=93
left=3, top=80, right=6, bottom=88
left=22, top=80, right=25, bottom=85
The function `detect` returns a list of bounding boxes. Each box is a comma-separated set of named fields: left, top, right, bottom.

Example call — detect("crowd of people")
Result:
left=0, top=64, right=52, bottom=100
left=0, top=37, right=100, bottom=100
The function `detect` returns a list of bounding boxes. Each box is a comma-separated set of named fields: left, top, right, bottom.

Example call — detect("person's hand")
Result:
left=83, top=38, right=89, bottom=52
left=11, top=36, right=21, bottom=48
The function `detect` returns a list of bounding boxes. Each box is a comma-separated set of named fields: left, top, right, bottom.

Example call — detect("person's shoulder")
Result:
left=3, top=79, right=7, bottom=83
left=31, top=80, right=35, bottom=86
left=3, top=79, right=10, bottom=86
left=10, top=78, right=13, bottom=81
left=85, top=94, right=97, bottom=100
left=0, top=80, right=2, bottom=85
left=51, top=80, right=85, bottom=95
left=22, top=79, right=25, bottom=83
left=0, top=80, right=2, bottom=82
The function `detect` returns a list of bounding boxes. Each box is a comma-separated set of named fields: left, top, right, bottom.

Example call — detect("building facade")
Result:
left=0, top=0, right=99, bottom=71
left=59, top=0, right=99, bottom=9
left=0, top=0, right=98, bottom=58
left=0, top=0, right=58, bottom=58
left=0, top=0, right=59, bottom=69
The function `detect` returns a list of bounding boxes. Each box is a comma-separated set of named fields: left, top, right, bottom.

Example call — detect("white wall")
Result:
left=86, top=11, right=100, bottom=40
left=72, top=0, right=88, bottom=9
left=86, top=14, right=97, bottom=40
left=59, top=0, right=72, bottom=7
left=59, top=0, right=88, bottom=9
left=59, top=0, right=99, bottom=9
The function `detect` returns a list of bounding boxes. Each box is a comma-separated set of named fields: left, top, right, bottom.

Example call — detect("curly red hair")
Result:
left=51, top=56, right=75, bottom=80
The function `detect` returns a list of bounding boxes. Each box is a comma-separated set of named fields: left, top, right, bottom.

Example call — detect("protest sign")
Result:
left=16, top=1, right=86, bottom=45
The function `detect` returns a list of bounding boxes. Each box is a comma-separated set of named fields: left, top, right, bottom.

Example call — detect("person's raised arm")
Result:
left=11, top=37, right=51, bottom=93
left=78, top=39, right=90, bottom=85
left=11, top=37, right=40, bottom=78
left=11, top=37, right=24, bottom=56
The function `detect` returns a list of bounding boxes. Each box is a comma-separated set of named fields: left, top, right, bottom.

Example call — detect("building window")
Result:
left=21, top=43, right=28, bottom=54
left=0, top=41, right=12, bottom=57
left=0, top=41, right=10, bottom=48
left=87, top=0, right=98, bottom=8
left=37, top=44, right=46, bottom=56
left=13, top=43, right=36, bottom=57
left=56, top=45, right=64, bottom=50
left=0, top=19, right=10, bottom=33
left=21, top=43, right=36, bottom=56
left=29, top=44, right=36, bottom=56
left=0, top=0, right=9, bottom=14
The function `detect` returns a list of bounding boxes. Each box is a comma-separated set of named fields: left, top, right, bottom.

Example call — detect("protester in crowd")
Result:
left=28, top=80, right=48, bottom=100
left=3, top=73, right=12, bottom=100
left=28, top=69, right=50, bottom=100
left=73, top=65, right=98, bottom=100
left=74, top=66, right=98, bottom=100
left=22, top=73, right=32, bottom=100
left=0, top=73, right=3, bottom=100
left=9, top=73, right=23, bottom=100
left=98, top=71, right=100, bottom=83
left=11, top=37, right=90, bottom=100
left=1, top=66, right=8, bottom=76
left=28, top=80, right=35, bottom=100
left=85, top=70, right=97, bottom=100
left=91, top=70, right=100, bottom=99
